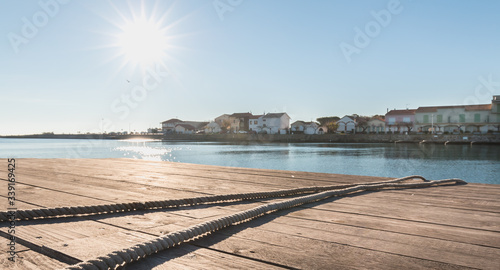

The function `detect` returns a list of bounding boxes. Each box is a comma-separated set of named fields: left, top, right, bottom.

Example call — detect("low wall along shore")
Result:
left=162, top=133, right=500, bottom=144
left=2, top=133, right=500, bottom=143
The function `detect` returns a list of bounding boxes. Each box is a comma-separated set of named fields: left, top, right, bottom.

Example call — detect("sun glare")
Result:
left=117, top=18, right=168, bottom=67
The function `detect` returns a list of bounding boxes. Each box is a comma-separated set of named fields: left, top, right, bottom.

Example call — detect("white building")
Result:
left=414, top=96, right=500, bottom=134
left=356, top=117, right=385, bottom=133
left=336, top=115, right=357, bottom=133
left=316, top=126, right=327, bottom=134
left=249, top=115, right=263, bottom=132
left=161, top=118, right=183, bottom=134
left=260, top=113, right=291, bottom=134
left=174, top=124, right=195, bottom=134
left=204, top=122, right=221, bottom=134
left=362, top=118, right=385, bottom=133
left=291, top=121, right=319, bottom=135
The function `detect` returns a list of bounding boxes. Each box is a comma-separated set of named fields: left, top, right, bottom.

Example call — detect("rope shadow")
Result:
left=121, top=196, right=347, bottom=269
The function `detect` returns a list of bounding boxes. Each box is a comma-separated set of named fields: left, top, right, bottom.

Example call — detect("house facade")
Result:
left=336, top=115, right=357, bottom=133
left=316, top=126, right=328, bottom=134
left=385, top=109, right=416, bottom=133
left=367, top=118, right=386, bottom=133
left=204, top=122, right=221, bottom=134
left=414, top=97, right=500, bottom=134
left=228, top=113, right=253, bottom=132
left=161, top=118, right=183, bottom=134
left=248, top=115, right=263, bottom=132
left=214, top=114, right=231, bottom=133
left=260, top=113, right=291, bottom=134
left=291, top=121, right=319, bottom=135
left=174, top=124, right=195, bottom=134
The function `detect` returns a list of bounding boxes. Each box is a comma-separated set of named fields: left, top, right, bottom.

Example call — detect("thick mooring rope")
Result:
left=62, top=177, right=465, bottom=270
left=0, top=175, right=427, bottom=222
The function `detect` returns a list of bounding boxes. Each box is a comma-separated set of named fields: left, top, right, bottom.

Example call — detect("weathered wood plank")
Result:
left=0, top=242, right=69, bottom=270
left=0, top=158, right=498, bottom=270
left=123, top=243, right=288, bottom=270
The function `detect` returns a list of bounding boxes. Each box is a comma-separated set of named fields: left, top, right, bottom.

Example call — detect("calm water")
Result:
left=1, top=138, right=499, bottom=184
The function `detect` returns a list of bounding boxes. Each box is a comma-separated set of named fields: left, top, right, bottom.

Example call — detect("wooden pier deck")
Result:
left=0, top=158, right=499, bottom=269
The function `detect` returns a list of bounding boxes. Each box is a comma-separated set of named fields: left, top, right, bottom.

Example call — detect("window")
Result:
left=423, top=115, right=429, bottom=123
left=388, top=117, right=395, bottom=124
left=474, top=114, right=481, bottom=122
left=459, top=114, right=465, bottom=123
left=436, top=115, right=443, bottom=123
left=403, top=117, right=411, bottom=123
left=254, top=120, right=258, bottom=124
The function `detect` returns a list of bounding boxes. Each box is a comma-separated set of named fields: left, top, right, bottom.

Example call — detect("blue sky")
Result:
left=1, top=0, right=499, bottom=135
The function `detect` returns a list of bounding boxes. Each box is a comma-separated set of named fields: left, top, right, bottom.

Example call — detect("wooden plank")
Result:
left=126, top=203, right=500, bottom=269
left=0, top=250, right=69, bottom=270
left=0, top=242, right=69, bottom=270
left=249, top=216, right=500, bottom=269
left=21, top=158, right=382, bottom=186
left=308, top=196, right=500, bottom=232
left=280, top=207, right=500, bottom=248
left=1, top=158, right=498, bottom=270
left=190, top=223, right=475, bottom=270
left=0, top=179, right=112, bottom=209
left=123, top=243, right=288, bottom=270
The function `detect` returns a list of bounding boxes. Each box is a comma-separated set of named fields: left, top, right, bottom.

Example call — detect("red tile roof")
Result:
left=263, top=113, right=289, bottom=119
left=416, top=104, right=491, bottom=113
left=385, top=109, right=416, bottom=116
left=370, top=117, right=385, bottom=122
left=161, top=118, right=182, bottom=124
left=230, top=113, right=253, bottom=118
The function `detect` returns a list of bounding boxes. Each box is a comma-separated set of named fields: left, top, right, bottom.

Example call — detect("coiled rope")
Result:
left=62, top=177, right=465, bottom=270
left=1, top=175, right=427, bottom=222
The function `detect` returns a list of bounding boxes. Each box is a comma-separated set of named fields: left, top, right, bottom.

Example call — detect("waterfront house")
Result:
left=214, top=114, right=231, bottom=132
left=336, top=115, right=357, bottom=133
left=414, top=97, right=500, bottom=134
left=204, top=122, right=221, bottom=134
left=261, top=113, right=291, bottom=134
left=161, top=118, right=183, bottom=134
left=316, top=126, right=328, bottom=134
left=366, top=117, right=386, bottom=133
left=229, top=112, right=253, bottom=132
left=174, top=124, right=196, bottom=134
left=291, top=121, right=319, bottom=135
left=385, top=109, right=416, bottom=133
left=248, top=115, right=263, bottom=132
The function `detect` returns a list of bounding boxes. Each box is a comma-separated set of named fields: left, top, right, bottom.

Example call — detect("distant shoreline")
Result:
left=1, top=133, right=500, bottom=144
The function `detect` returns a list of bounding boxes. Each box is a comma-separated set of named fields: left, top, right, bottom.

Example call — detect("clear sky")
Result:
left=1, top=0, right=499, bottom=135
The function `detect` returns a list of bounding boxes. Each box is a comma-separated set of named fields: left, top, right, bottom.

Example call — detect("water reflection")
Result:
left=386, top=144, right=500, bottom=160
left=1, top=139, right=499, bottom=184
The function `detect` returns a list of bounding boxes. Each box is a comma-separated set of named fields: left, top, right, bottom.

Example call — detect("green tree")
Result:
left=356, top=116, right=371, bottom=133
left=316, top=116, right=340, bottom=126
left=325, top=122, right=338, bottom=134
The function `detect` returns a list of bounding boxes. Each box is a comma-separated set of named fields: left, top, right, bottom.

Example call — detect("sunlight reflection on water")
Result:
left=1, top=139, right=499, bottom=184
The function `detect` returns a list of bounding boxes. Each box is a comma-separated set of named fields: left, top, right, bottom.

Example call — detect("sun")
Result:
left=117, top=17, right=168, bottom=67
